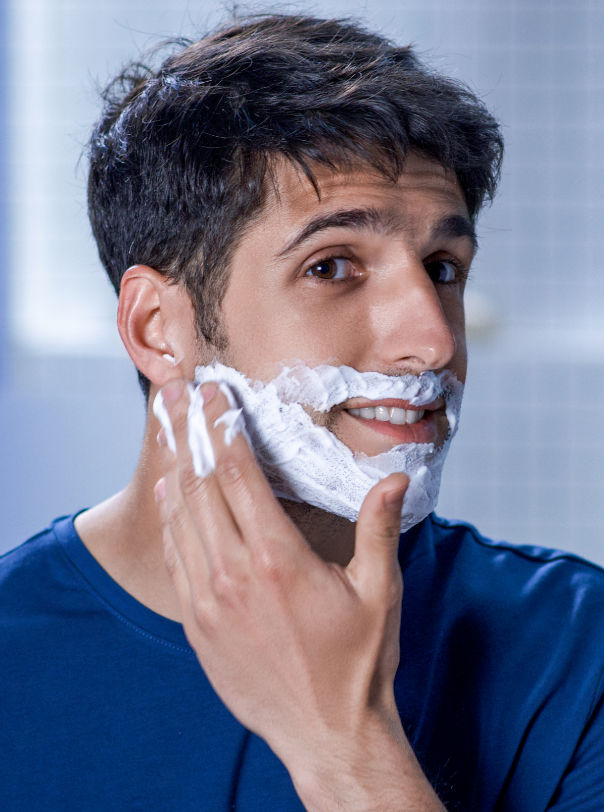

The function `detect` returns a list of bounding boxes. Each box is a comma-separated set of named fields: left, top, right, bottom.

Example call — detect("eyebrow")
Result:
left=277, top=207, right=477, bottom=257
left=430, top=214, right=478, bottom=250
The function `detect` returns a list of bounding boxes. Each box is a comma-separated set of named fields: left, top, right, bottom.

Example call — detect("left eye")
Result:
left=305, top=257, right=350, bottom=280
left=424, top=259, right=459, bottom=284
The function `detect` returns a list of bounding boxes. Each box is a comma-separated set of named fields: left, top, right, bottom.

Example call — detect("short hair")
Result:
left=87, top=13, right=503, bottom=397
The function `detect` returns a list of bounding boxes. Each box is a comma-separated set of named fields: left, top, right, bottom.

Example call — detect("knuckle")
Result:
left=165, top=503, right=186, bottom=535
left=166, top=403, right=189, bottom=439
left=254, top=547, right=288, bottom=586
left=210, top=563, right=244, bottom=603
left=191, top=592, right=219, bottom=631
left=179, top=463, right=205, bottom=499
left=386, top=572, right=403, bottom=608
left=387, top=519, right=403, bottom=540
left=163, top=540, right=179, bottom=577
left=380, top=515, right=402, bottom=543
left=215, top=453, right=249, bottom=492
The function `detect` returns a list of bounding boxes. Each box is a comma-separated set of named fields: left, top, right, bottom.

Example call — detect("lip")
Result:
left=340, top=398, right=443, bottom=445
left=345, top=410, right=438, bottom=444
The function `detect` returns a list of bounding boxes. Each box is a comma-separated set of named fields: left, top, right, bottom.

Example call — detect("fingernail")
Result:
left=162, top=382, right=183, bottom=403
left=202, top=383, right=218, bottom=404
left=157, top=428, right=166, bottom=448
left=154, top=478, right=167, bottom=502
left=384, top=488, right=405, bottom=508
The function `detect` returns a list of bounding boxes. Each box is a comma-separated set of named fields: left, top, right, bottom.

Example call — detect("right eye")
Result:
left=305, top=257, right=356, bottom=281
left=423, top=256, right=467, bottom=285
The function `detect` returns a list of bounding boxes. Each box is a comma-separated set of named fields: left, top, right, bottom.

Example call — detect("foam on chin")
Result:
left=161, top=361, right=463, bottom=532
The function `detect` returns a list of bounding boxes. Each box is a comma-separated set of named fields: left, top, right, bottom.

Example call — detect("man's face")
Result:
left=206, top=153, right=474, bottom=458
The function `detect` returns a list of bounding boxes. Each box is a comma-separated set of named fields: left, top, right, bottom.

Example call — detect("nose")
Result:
left=370, top=261, right=457, bottom=373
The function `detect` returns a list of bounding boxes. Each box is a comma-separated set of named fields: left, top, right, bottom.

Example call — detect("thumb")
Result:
left=350, top=473, right=409, bottom=594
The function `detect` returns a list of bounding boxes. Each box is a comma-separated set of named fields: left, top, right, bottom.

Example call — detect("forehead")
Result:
left=262, top=152, right=469, bottom=234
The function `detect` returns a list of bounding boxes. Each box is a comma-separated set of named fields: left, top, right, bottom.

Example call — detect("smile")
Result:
left=346, top=406, right=425, bottom=425
left=340, top=397, right=441, bottom=446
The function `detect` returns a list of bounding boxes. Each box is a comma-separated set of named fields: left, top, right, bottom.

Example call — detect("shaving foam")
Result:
left=153, top=361, right=463, bottom=532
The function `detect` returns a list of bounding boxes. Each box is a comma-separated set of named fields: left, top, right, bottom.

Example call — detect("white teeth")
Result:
left=389, top=407, right=407, bottom=425
left=375, top=405, right=390, bottom=421
left=348, top=407, right=426, bottom=425
left=406, top=409, right=423, bottom=425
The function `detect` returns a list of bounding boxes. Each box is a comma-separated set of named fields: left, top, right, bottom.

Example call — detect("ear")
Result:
left=117, top=266, right=199, bottom=388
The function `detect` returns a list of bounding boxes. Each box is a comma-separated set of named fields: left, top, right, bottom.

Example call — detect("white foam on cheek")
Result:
left=192, top=361, right=464, bottom=531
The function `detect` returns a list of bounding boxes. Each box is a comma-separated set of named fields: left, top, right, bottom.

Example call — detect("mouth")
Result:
left=341, top=398, right=442, bottom=445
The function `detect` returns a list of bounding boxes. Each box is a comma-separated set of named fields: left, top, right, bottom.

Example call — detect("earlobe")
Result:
left=117, top=265, right=197, bottom=386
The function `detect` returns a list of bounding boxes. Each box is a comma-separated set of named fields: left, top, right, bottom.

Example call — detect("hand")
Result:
left=155, top=379, right=444, bottom=811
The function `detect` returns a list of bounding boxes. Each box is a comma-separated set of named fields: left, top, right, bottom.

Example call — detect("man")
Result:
left=2, top=14, right=603, bottom=811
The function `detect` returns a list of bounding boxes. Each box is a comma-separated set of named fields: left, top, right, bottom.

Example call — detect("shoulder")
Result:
left=426, top=512, right=604, bottom=594
left=400, top=516, right=604, bottom=805
left=412, top=514, right=604, bottom=663
left=0, top=515, right=85, bottom=618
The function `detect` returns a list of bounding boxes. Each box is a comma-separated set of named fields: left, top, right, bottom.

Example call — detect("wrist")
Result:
left=284, top=715, right=443, bottom=812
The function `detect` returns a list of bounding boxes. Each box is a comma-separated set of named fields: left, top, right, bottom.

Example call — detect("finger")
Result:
left=155, top=476, right=210, bottom=636
left=158, top=380, right=247, bottom=568
left=154, top=476, right=193, bottom=604
left=157, top=428, right=212, bottom=586
left=202, top=382, right=309, bottom=560
left=348, top=473, right=409, bottom=597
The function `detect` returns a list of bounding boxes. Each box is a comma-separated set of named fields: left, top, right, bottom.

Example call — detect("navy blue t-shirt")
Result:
left=1, top=513, right=604, bottom=811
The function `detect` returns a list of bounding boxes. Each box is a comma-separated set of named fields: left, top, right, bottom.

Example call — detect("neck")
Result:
left=75, top=407, right=357, bottom=623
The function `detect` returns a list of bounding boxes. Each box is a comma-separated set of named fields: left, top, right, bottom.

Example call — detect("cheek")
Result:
left=447, top=293, right=467, bottom=383
left=279, top=299, right=373, bottom=368
left=453, top=334, right=468, bottom=385
left=222, top=280, right=371, bottom=375
left=220, top=284, right=323, bottom=374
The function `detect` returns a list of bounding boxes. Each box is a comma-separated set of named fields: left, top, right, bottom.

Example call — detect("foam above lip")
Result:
left=266, top=363, right=448, bottom=412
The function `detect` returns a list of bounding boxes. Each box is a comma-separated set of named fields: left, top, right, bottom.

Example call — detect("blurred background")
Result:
left=0, top=0, right=603, bottom=562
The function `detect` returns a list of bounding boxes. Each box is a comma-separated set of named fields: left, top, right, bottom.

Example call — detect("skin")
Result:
left=75, top=153, right=474, bottom=810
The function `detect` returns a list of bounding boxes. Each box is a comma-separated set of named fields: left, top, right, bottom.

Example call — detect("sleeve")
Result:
left=546, top=690, right=604, bottom=811
left=234, top=733, right=306, bottom=811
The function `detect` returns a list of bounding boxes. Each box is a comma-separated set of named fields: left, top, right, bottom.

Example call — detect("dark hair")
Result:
left=88, top=13, right=503, bottom=397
